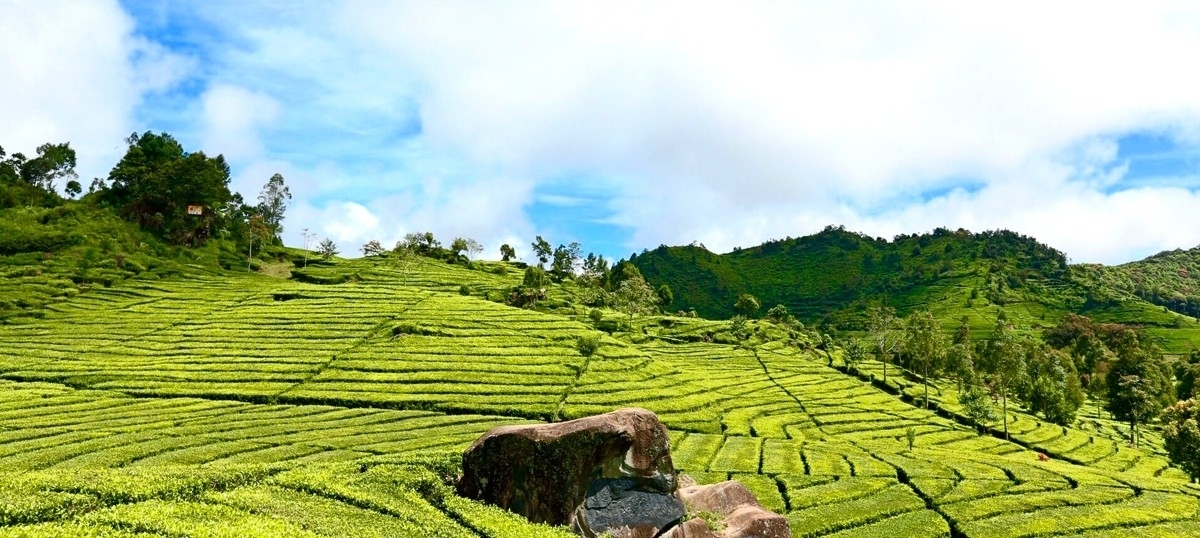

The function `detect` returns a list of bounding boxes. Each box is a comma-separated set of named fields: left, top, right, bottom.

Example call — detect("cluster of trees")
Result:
left=2, top=134, right=297, bottom=268
left=851, top=307, right=1199, bottom=482
left=0, top=142, right=79, bottom=208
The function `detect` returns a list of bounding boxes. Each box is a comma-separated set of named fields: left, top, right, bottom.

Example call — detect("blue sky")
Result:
left=5, top=1, right=1200, bottom=264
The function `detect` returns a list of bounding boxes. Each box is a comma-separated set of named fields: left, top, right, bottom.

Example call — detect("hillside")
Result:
left=632, top=226, right=1200, bottom=353
left=0, top=253, right=1198, bottom=537
left=1088, top=246, right=1200, bottom=318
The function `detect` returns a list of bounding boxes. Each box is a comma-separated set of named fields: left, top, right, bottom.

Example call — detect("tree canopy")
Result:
left=105, top=132, right=232, bottom=245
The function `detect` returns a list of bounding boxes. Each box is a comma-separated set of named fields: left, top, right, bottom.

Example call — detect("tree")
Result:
left=945, top=318, right=976, bottom=395
left=361, top=240, right=384, bottom=256
left=257, top=173, right=290, bottom=239
left=532, top=236, right=552, bottom=267
left=246, top=214, right=270, bottom=271
left=844, top=338, right=868, bottom=372
left=64, top=180, right=82, bottom=199
left=611, top=275, right=659, bottom=325
left=551, top=242, right=582, bottom=278
left=300, top=228, right=316, bottom=269
left=390, top=240, right=417, bottom=285
left=904, top=309, right=947, bottom=409
left=1177, top=349, right=1200, bottom=401
left=960, top=383, right=998, bottom=435
left=867, top=305, right=901, bottom=384
left=450, top=237, right=468, bottom=259
left=16, top=142, right=77, bottom=191
left=656, top=284, right=674, bottom=309
left=1161, top=399, right=1200, bottom=483
left=979, top=317, right=1026, bottom=440
left=1019, top=341, right=1084, bottom=426
left=734, top=294, right=760, bottom=318
left=402, top=232, right=441, bottom=256
left=766, top=304, right=794, bottom=326
left=1105, top=336, right=1174, bottom=447
left=106, top=132, right=232, bottom=245
left=465, top=238, right=483, bottom=261
left=318, top=238, right=338, bottom=260
left=499, top=243, right=516, bottom=262
left=508, top=266, right=549, bottom=309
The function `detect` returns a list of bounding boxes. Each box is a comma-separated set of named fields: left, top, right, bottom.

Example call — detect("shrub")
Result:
left=576, top=335, right=601, bottom=357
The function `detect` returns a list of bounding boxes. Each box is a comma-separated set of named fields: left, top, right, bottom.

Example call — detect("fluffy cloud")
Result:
left=200, top=85, right=281, bottom=164
left=0, top=0, right=190, bottom=183
left=334, top=1, right=1200, bottom=263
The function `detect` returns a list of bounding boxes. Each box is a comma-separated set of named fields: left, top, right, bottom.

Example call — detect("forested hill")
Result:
left=1086, top=247, right=1200, bottom=318
left=631, top=226, right=1075, bottom=322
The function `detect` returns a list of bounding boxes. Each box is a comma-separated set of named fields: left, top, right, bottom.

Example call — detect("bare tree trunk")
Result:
left=247, top=240, right=253, bottom=272
left=1003, top=390, right=1009, bottom=440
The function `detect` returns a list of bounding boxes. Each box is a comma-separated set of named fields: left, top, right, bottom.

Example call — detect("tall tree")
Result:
left=612, top=275, right=659, bottom=325
left=980, top=317, right=1026, bottom=440
left=904, top=309, right=947, bottom=409
left=551, top=242, right=582, bottom=278
left=17, top=142, right=77, bottom=191
left=257, top=173, right=291, bottom=238
left=246, top=214, right=270, bottom=271
left=1019, top=341, right=1085, bottom=426
left=945, top=318, right=976, bottom=395
left=1105, top=335, right=1174, bottom=447
left=465, top=238, right=483, bottom=261
left=532, top=236, right=552, bottom=267
left=866, top=304, right=901, bottom=384
left=499, top=243, right=517, bottom=262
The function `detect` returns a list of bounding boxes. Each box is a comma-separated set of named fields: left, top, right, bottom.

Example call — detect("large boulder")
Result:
left=667, top=481, right=790, bottom=538
left=457, top=408, right=685, bottom=538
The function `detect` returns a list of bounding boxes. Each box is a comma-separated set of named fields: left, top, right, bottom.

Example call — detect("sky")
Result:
left=4, top=1, right=1200, bottom=265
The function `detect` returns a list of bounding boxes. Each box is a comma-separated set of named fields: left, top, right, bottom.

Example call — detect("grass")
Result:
left=0, top=254, right=1197, bottom=537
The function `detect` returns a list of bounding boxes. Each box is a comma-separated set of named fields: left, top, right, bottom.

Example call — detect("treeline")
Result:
left=631, top=225, right=1070, bottom=320
left=1, top=133, right=297, bottom=270
left=849, top=307, right=1200, bottom=482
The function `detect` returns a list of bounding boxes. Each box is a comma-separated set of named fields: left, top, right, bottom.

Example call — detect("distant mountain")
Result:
left=631, top=226, right=1200, bottom=351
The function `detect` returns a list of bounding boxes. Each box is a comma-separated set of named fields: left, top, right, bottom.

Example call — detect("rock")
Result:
left=668, top=481, right=790, bottom=538
left=457, top=408, right=685, bottom=538
left=671, top=517, right=718, bottom=538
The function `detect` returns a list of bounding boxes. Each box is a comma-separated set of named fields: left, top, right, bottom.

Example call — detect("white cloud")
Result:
left=200, top=85, right=281, bottom=163
left=333, top=0, right=1200, bottom=263
left=0, top=0, right=190, bottom=184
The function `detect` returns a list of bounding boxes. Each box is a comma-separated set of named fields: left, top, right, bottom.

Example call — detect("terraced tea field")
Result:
left=0, top=257, right=1197, bottom=537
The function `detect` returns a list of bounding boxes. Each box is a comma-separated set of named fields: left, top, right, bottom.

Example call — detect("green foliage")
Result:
left=631, top=227, right=1068, bottom=320
left=1105, top=335, right=1175, bottom=446
left=1019, top=342, right=1084, bottom=425
left=105, top=132, right=233, bottom=245
left=733, top=293, right=759, bottom=317
left=1161, top=398, right=1200, bottom=483
left=256, top=173, right=290, bottom=238
left=611, top=275, right=659, bottom=323
left=979, top=317, right=1026, bottom=439
left=361, top=240, right=384, bottom=257
left=499, top=243, right=516, bottom=261
left=576, top=334, right=601, bottom=357
left=317, top=238, right=338, bottom=260
left=960, top=384, right=998, bottom=433
left=531, top=236, right=552, bottom=266
left=903, top=309, right=946, bottom=408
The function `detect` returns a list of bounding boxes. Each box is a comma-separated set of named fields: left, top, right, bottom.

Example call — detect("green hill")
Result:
left=632, top=226, right=1200, bottom=353
left=0, top=249, right=1197, bottom=536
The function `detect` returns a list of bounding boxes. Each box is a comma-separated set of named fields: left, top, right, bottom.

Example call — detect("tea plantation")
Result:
left=0, top=256, right=1197, bottom=537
